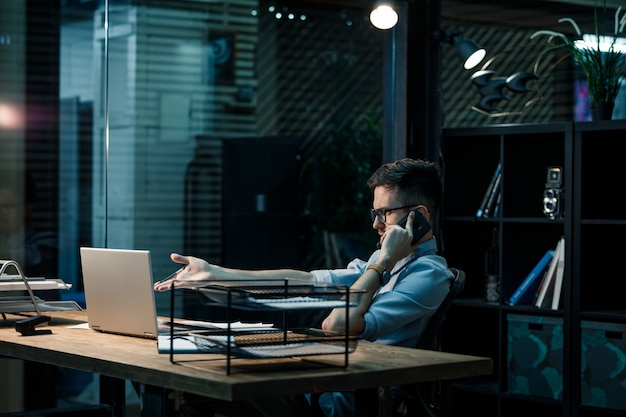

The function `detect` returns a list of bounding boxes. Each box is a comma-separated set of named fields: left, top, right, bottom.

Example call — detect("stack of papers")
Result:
left=158, top=333, right=353, bottom=357
left=157, top=321, right=274, bottom=353
left=251, top=296, right=354, bottom=309
left=157, top=322, right=357, bottom=358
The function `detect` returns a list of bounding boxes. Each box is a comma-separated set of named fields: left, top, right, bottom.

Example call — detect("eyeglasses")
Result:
left=370, top=204, right=418, bottom=224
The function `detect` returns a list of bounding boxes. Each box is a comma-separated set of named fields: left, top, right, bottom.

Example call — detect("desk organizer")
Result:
left=165, top=279, right=363, bottom=374
left=0, top=259, right=81, bottom=315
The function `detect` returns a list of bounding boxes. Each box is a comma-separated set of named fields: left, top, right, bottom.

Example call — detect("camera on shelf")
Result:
left=543, top=166, right=563, bottom=219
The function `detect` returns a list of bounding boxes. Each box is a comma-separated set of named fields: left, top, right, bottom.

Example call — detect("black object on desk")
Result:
left=15, top=314, right=52, bottom=336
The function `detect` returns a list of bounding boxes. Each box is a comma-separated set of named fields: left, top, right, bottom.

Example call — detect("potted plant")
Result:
left=530, top=2, right=626, bottom=120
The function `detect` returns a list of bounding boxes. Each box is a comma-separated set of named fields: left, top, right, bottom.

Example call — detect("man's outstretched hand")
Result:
left=153, top=253, right=211, bottom=291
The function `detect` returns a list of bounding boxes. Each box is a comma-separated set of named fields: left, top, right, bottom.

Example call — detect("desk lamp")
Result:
left=440, top=31, right=486, bottom=70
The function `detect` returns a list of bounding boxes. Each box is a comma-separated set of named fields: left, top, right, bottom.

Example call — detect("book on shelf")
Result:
left=551, top=237, right=566, bottom=310
left=482, top=170, right=501, bottom=218
left=534, top=237, right=564, bottom=308
left=492, top=190, right=502, bottom=218
left=507, top=249, right=554, bottom=306
left=476, top=162, right=501, bottom=218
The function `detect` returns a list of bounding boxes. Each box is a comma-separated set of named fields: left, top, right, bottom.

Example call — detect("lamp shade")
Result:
left=452, top=36, right=486, bottom=70
left=370, top=1, right=398, bottom=30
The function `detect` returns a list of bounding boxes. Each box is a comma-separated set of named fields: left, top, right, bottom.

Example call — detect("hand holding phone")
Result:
left=397, top=210, right=431, bottom=245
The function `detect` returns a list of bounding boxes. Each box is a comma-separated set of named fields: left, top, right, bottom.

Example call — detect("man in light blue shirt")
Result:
left=156, top=158, right=453, bottom=417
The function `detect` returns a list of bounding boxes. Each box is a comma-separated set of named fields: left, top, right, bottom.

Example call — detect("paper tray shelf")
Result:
left=197, top=281, right=364, bottom=310
left=1, top=259, right=80, bottom=315
left=166, top=279, right=363, bottom=373
left=159, top=327, right=359, bottom=359
left=0, top=296, right=82, bottom=313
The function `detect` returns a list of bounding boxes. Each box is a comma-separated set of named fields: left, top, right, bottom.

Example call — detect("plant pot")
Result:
left=590, top=101, right=615, bottom=121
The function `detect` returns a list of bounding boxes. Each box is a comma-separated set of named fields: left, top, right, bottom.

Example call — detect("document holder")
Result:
left=165, top=279, right=363, bottom=374
left=0, top=259, right=52, bottom=335
left=0, top=259, right=81, bottom=319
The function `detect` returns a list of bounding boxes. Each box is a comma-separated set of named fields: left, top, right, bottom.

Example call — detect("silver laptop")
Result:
left=80, top=247, right=163, bottom=339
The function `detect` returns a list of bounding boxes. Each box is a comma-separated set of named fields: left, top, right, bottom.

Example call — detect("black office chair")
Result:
left=416, top=268, right=465, bottom=351
left=408, top=268, right=465, bottom=417
left=391, top=267, right=466, bottom=417
left=311, top=268, right=465, bottom=417
left=351, top=267, right=466, bottom=417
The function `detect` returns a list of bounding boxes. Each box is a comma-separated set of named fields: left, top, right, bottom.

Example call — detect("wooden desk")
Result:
left=0, top=311, right=492, bottom=416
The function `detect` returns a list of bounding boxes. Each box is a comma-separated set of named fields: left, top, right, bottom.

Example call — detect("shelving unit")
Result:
left=439, top=121, right=626, bottom=417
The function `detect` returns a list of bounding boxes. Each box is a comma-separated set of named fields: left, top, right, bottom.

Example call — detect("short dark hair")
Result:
left=367, top=158, right=442, bottom=215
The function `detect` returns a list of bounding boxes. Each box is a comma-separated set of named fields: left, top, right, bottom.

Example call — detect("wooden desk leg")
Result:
left=377, top=386, right=392, bottom=417
left=99, top=375, right=126, bottom=417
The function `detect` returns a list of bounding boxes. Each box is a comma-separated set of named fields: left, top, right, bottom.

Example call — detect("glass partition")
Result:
left=0, top=0, right=385, bottom=319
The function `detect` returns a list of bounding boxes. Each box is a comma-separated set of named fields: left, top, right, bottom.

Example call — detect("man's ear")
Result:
left=416, top=205, right=430, bottom=222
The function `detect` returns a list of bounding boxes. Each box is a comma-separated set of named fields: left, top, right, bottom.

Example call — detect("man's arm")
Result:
left=153, top=252, right=314, bottom=291
left=321, top=212, right=417, bottom=335
left=320, top=267, right=384, bottom=335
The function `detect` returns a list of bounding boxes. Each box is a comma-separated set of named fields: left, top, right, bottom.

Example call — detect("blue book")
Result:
left=507, top=250, right=555, bottom=306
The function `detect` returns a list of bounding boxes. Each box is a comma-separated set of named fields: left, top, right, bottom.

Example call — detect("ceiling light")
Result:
left=370, top=1, right=399, bottom=30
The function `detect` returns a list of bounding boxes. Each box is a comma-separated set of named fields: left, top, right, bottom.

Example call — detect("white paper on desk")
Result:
left=239, top=342, right=349, bottom=358
left=205, top=321, right=274, bottom=330
left=157, top=334, right=354, bottom=357
left=68, top=323, right=90, bottom=329
left=157, top=322, right=274, bottom=354
left=159, top=319, right=274, bottom=331
left=157, top=334, right=231, bottom=354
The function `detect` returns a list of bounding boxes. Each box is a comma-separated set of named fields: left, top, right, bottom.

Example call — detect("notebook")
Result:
left=80, top=247, right=170, bottom=339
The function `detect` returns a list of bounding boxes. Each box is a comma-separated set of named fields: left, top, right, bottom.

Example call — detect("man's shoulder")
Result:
left=405, top=253, right=450, bottom=276
left=418, top=252, right=449, bottom=266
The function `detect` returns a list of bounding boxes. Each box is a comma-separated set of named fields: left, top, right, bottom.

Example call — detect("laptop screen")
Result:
left=80, top=247, right=160, bottom=339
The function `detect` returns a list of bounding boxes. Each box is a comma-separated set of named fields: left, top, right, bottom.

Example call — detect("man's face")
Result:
left=371, top=186, right=413, bottom=236
left=0, top=188, right=24, bottom=235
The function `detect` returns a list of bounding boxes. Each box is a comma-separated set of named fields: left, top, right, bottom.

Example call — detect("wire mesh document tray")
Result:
left=165, top=279, right=363, bottom=374
left=0, top=259, right=80, bottom=314
left=0, top=296, right=82, bottom=313
left=198, top=280, right=364, bottom=310
left=159, top=327, right=358, bottom=356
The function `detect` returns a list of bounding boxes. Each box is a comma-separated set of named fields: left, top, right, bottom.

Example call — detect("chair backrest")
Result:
left=416, top=268, right=465, bottom=351
left=327, top=268, right=467, bottom=417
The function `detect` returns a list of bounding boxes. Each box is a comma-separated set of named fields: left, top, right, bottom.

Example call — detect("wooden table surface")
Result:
left=0, top=310, right=492, bottom=403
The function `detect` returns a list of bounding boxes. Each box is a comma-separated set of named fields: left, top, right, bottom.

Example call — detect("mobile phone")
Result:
left=397, top=210, right=432, bottom=245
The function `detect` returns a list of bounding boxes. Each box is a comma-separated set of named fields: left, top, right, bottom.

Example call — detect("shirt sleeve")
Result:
left=310, top=256, right=372, bottom=287
left=360, top=255, right=453, bottom=347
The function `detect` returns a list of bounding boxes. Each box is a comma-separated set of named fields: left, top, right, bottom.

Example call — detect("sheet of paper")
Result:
left=158, top=319, right=274, bottom=331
